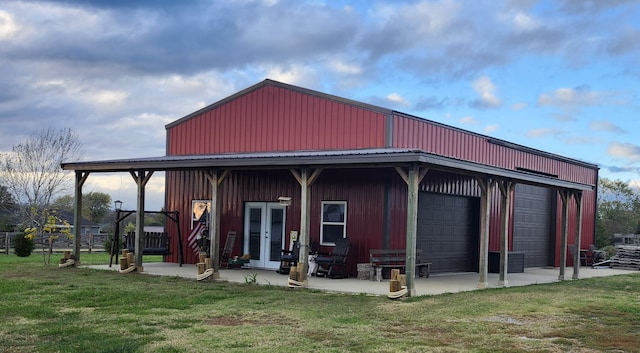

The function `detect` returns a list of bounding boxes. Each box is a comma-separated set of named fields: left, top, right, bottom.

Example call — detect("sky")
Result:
left=0, top=0, right=639, bottom=211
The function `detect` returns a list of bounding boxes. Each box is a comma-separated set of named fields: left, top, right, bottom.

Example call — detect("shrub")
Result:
left=13, top=229, right=36, bottom=257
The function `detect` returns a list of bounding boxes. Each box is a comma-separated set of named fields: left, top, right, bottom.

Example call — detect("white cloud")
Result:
left=608, top=142, right=640, bottom=162
left=328, top=60, right=362, bottom=75
left=484, top=124, right=499, bottom=133
left=459, top=116, right=478, bottom=125
left=499, top=10, right=541, bottom=32
left=589, top=120, right=625, bottom=133
left=386, top=92, right=409, bottom=106
left=512, top=11, right=540, bottom=31
left=83, top=90, right=128, bottom=106
left=371, top=0, right=461, bottom=39
left=537, top=87, right=625, bottom=108
left=511, top=102, right=527, bottom=110
left=470, top=76, right=501, bottom=108
left=526, top=128, right=564, bottom=138
left=263, top=64, right=317, bottom=87
left=0, top=10, right=19, bottom=40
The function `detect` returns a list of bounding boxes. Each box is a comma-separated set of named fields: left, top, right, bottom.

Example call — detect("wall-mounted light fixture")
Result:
left=278, top=196, right=292, bottom=206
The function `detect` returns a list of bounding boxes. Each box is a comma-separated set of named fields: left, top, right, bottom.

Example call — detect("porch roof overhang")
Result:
left=61, top=148, right=595, bottom=191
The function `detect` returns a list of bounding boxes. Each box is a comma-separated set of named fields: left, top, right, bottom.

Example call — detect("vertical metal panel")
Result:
left=392, top=114, right=597, bottom=185
left=552, top=189, right=596, bottom=267
left=166, top=168, right=388, bottom=272
left=167, top=84, right=387, bottom=155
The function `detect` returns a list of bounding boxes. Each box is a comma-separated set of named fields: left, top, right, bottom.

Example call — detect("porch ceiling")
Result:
left=61, top=148, right=595, bottom=191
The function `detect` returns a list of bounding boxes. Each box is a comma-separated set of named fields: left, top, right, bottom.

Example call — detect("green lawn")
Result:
left=1, top=253, right=639, bottom=353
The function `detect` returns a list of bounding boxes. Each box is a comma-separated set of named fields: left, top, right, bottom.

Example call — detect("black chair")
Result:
left=277, top=241, right=300, bottom=274
left=314, top=238, right=350, bottom=278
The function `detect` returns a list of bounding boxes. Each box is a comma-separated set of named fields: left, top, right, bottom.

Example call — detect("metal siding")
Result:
left=310, top=169, right=386, bottom=277
left=166, top=168, right=387, bottom=273
left=392, top=114, right=597, bottom=185
left=166, top=85, right=386, bottom=155
left=553, top=189, right=596, bottom=267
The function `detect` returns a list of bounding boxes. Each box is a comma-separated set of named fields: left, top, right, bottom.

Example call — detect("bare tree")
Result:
left=1, top=127, right=84, bottom=228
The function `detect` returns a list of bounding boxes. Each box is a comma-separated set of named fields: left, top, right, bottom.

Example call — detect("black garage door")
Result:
left=417, top=192, right=480, bottom=273
left=512, top=184, right=555, bottom=267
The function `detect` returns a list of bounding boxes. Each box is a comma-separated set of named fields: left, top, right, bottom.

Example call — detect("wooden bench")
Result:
left=369, top=249, right=431, bottom=281
left=125, top=231, right=170, bottom=256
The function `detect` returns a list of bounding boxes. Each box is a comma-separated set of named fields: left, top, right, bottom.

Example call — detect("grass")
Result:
left=1, top=254, right=639, bottom=353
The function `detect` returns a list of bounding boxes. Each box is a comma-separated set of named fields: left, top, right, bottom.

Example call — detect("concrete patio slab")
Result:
left=85, top=262, right=638, bottom=297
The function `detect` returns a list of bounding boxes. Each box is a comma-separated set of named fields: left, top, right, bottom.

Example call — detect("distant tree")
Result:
left=596, top=177, right=640, bottom=247
left=0, top=185, right=16, bottom=212
left=52, top=192, right=112, bottom=224
left=145, top=208, right=167, bottom=227
left=51, top=195, right=74, bottom=213
left=1, top=127, right=84, bottom=229
left=0, top=185, right=17, bottom=231
left=83, top=192, right=112, bottom=223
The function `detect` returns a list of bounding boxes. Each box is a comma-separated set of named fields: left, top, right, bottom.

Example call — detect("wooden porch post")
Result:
left=476, top=177, right=493, bottom=289
left=395, top=165, right=428, bottom=297
left=72, top=171, right=89, bottom=266
left=205, top=169, right=228, bottom=279
left=497, top=180, right=514, bottom=287
left=558, top=190, right=570, bottom=281
left=290, top=167, right=322, bottom=285
left=573, top=191, right=583, bottom=279
left=130, top=170, right=153, bottom=271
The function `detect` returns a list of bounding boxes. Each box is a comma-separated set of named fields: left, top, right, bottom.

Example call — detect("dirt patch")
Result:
left=482, top=315, right=531, bottom=325
left=205, top=315, right=289, bottom=326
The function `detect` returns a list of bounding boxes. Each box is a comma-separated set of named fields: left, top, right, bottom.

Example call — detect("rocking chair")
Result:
left=314, top=237, right=350, bottom=278
left=277, top=241, right=300, bottom=274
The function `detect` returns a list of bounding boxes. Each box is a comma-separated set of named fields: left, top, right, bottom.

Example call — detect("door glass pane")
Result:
left=249, top=208, right=262, bottom=260
left=269, top=208, right=283, bottom=261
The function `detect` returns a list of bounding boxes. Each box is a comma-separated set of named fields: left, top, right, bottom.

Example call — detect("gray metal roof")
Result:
left=61, top=148, right=594, bottom=191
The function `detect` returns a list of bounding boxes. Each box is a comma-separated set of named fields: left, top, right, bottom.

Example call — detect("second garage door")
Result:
left=417, top=192, right=480, bottom=273
left=512, top=184, right=556, bottom=267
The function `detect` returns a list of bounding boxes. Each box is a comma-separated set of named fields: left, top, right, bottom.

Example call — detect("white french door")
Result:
left=243, top=202, right=286, bottom=269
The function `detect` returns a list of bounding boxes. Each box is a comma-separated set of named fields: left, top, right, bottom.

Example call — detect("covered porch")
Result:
left=62, top=148, right=596, bottom=297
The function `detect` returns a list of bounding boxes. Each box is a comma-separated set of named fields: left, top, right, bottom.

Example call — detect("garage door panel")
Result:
left=417, top=192, right=480, bottom=273
left=513, top=184, right=555, bottom=267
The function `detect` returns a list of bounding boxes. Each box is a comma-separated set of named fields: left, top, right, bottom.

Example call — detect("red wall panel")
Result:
left=166, top=168, right=386, bottom=274
left=392, top=114, right=598, bottom=186
left=167, top=85, right=387, bottom=155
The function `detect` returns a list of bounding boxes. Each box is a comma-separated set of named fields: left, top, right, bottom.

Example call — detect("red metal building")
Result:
left=163, top=79, right=597, bottom=274
left=62, top=79, right=597, bottom=296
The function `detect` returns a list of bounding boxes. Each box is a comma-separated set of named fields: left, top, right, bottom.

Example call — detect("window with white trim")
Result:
left=320, top=201, right=347, bottom=246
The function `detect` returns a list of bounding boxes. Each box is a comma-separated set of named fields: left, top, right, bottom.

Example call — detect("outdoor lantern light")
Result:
left=278, top=196, right=292, bottom=206
left=114, top=200, right=123, bottom=211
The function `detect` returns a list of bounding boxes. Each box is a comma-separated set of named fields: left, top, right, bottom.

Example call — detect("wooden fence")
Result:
left=0, top=232, right=110, bottom=254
